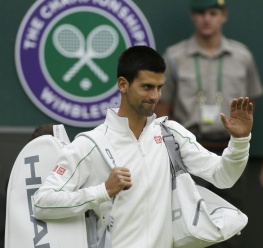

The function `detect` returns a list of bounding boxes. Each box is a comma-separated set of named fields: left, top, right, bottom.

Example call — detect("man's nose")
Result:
left=149, top=88, right=160, bottom=101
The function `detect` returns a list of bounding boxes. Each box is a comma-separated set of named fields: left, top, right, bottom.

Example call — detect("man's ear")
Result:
left=118, top=77, right=129, bottom=93
left=222, top=9, right=228, bottom=23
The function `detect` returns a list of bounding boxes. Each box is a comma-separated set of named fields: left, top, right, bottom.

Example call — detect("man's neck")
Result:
left=118, top=108, right=147, bottom=140
left=195, top=32, right=222, bottom=55
left=129, top=118, right=147, bottom=140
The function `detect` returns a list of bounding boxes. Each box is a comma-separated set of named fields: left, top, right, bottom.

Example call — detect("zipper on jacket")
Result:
left=137, top=139, right=150, bottom=248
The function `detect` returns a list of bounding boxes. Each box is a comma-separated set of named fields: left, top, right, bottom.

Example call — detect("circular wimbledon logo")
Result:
left=15, top=0, right=155, bottom=127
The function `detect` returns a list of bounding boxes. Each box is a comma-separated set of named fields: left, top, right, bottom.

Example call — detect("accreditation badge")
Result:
left=201, top=105, right=221, bottom=124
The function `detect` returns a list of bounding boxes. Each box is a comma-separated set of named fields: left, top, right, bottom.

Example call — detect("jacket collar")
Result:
left=104, top=108, right=157, bottom=133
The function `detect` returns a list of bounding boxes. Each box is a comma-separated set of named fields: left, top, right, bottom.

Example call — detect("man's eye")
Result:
left=143, top=85, right=151, bottom=90
left=158, top=85, right=164, bottom=91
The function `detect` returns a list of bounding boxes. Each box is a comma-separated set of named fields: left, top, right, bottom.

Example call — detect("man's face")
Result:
left=122, top=70, right=165, bottom=117
left=191, top=8, right=227, bottom=38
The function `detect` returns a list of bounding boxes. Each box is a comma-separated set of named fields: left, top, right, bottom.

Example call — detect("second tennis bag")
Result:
left=160, top=121, right=248, bottom=248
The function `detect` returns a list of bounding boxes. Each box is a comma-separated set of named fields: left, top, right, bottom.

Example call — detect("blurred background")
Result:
left=1, top=0, right=263, bottom=247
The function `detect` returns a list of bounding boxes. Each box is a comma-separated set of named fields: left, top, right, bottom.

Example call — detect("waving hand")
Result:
left=220, top=97, right=253, bottom=138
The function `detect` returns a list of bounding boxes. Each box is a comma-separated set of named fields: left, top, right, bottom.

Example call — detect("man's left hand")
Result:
left=220, top=97, right=253, bottom=138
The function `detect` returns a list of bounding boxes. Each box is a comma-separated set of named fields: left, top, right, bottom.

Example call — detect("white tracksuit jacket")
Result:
left=33, top=108, right=250, bottom=248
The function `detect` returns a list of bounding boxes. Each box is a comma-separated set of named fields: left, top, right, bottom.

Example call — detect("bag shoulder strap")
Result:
left=53, top=124, right=70, bottom=147
left=77, top=129, right=122, bottom=169
left=160, top=121, right=188, bottom=173
left=160, top=121, right=188, bottom=189
left=76, top=129, right=121, bottom=248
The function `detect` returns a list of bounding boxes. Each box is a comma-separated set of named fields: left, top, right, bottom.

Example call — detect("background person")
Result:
left=155, top=0, right=263, bottom=247
left=156, top=0, right=262, bottom=151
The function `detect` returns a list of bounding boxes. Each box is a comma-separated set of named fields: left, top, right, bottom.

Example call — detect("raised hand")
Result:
left=220, top=97, right=253, bottom=138
left=105, top=167, right=132, bottom=198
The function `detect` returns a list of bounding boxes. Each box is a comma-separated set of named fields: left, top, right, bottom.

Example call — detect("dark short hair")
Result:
left=31, top=124, right=54, bottom=140
left=117, top=46, right=166, bottom=83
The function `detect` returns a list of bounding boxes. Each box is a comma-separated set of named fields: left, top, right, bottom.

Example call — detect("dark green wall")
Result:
left=1, top=0, right=263, bottom=155
left=1, top=2, right=263, bottom=247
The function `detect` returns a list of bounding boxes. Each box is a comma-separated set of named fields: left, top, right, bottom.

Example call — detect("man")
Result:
left=156, top=0, right=262, bottom=153
left=33, top=46, right=253, bottom=248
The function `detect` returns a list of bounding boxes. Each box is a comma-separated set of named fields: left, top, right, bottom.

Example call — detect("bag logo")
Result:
left=105, top=148, right=116, bottom=167
left=57, top=166, right=66, bottom=175
left=154, top=136, right=162, bottom=144
left=15, top=0, right=155, bottom=127
left=25, top=155, right=50, bottom=247
left=172, top=208, right=182, bottom=221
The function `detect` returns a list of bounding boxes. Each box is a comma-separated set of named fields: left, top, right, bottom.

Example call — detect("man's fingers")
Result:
left=236, top=97, right=244, bottom=110
left=231, top=97, right=253, bottom=114
left=123, top=186, right=132, bottom=191
left=241, top=97, right=253, bottom=113
left=105, top=167, right=132, bottom=198
left=116, top=170, right=132, bottom=189
left=244, top=97, right=253, bottom=115
left=121, top=180, right=132, bottom=191
left=116, top=167, right=131, bottom=176
left=112, top=167, right=131, bottom=179
left=230, top=98, right=238, bottom=112
left=247, top=102, right=253, bottom=115
left=242, top=97, right=248, bottom=110
left=220, top=113, right=228, bottom=127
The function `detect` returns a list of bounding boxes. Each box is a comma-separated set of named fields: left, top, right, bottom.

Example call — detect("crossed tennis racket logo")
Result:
left=53, top=24, right=119, bottom=83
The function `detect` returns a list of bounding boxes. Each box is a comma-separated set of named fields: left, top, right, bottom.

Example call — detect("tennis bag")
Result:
left=160, top=121, right=248, bottom=248
left=5, top=125, right=88, bottom=248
